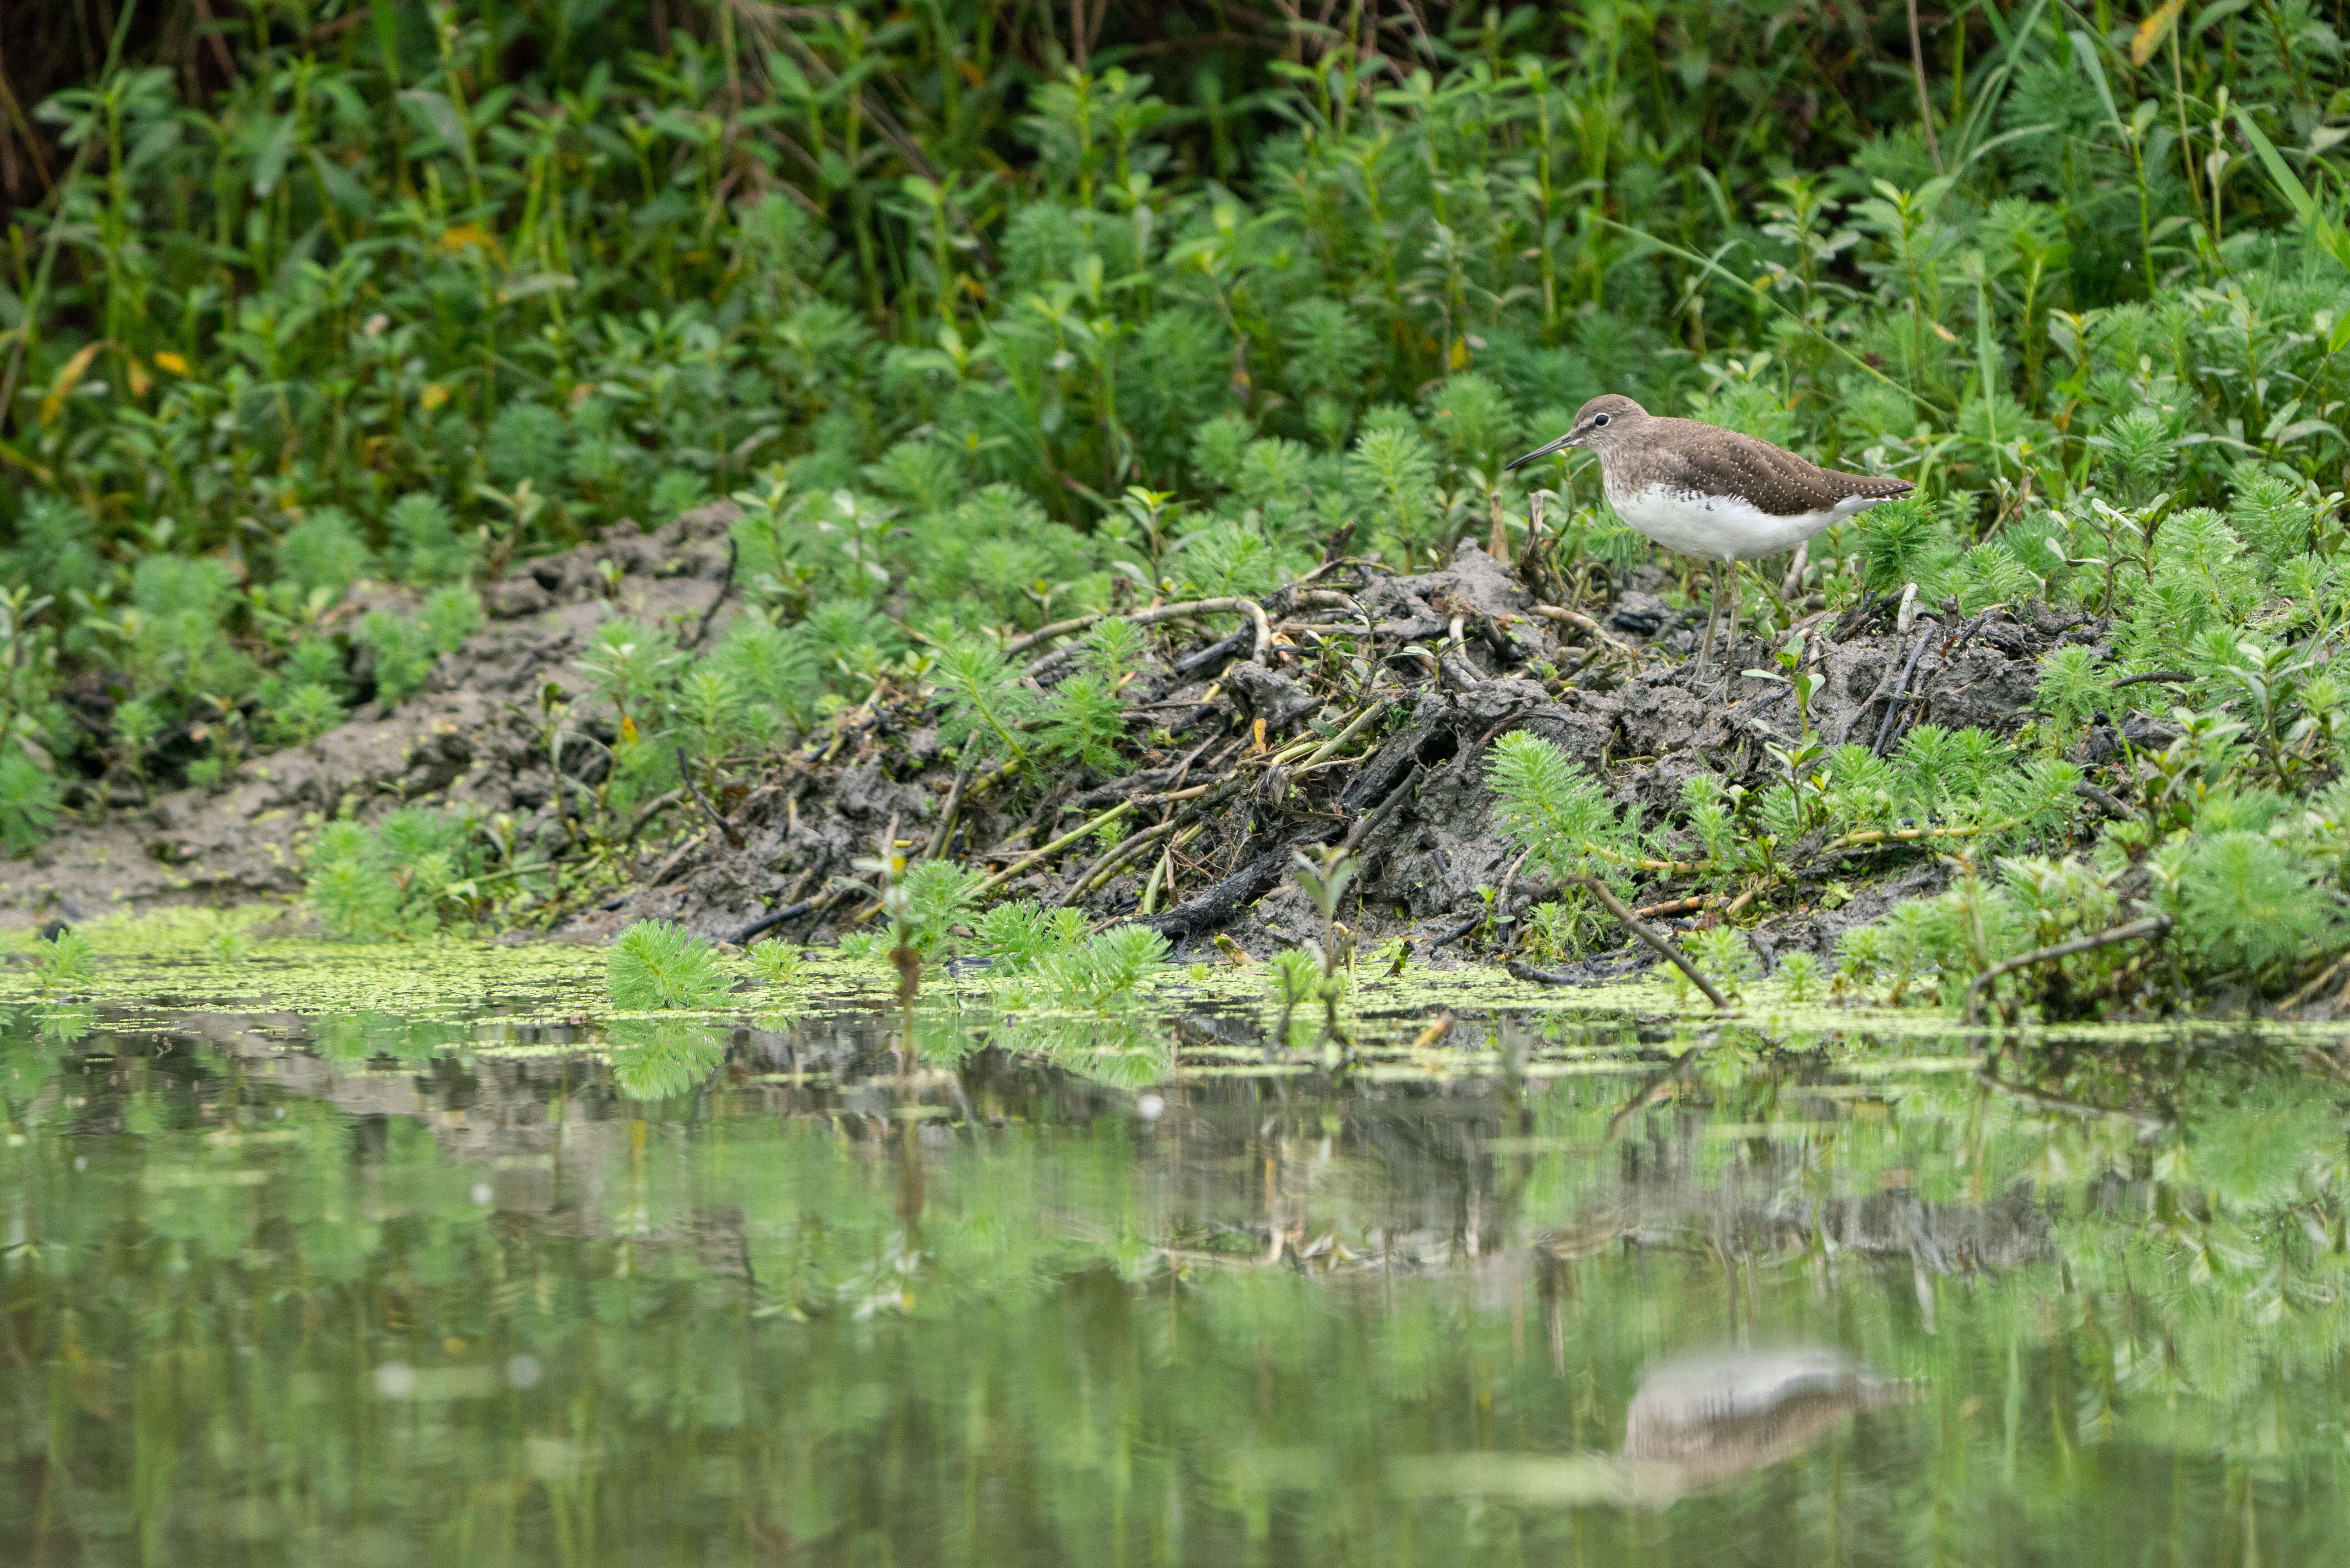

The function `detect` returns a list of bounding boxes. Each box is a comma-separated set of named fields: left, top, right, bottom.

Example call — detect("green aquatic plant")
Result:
left=1031, top=925, right=1171, bottom=1013
left=2172, top=831, right=2342, bottom=977
left=607, top=921, right=731, bottom=1012
left=1264, top=947, right=1322, bottom=1048
left=608, top=1018, right=727, bottom=1101
left=1773, top=950, right=1823, bottom=1003
left=1486, top=733, right=1632, bottom=888
left=746, top=940, right=803, bottom=986
left=30, top=927, right=95, bottom=995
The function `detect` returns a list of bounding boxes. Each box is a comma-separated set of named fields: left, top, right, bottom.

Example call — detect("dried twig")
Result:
left=676, top=746, right=744, bottom=847
left=925, top=744, right=983, bottom=859
left=1339, top=762, right=1423, bottom=856
left=967, top=800, right=1137, bottom=899
left=1009, top=595, right=1273, bottom=666
left=1526, top=603, right=1642, bottom=659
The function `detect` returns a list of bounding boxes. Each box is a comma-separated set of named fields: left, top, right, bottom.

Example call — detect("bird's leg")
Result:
left=1695, top=559, right=1721, bottom=675
left=1725, top=562, right=1744, bottom=669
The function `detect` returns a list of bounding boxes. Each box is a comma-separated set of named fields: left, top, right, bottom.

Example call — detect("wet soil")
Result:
left=5, top=507, right=2106, bottom=971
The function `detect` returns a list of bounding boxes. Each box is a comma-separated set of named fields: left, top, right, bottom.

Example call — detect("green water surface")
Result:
left=5, top=983, right=2348, bottom=1564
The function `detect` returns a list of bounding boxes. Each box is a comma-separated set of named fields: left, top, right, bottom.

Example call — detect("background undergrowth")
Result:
left=3, top=0, right=2350, bottom=1015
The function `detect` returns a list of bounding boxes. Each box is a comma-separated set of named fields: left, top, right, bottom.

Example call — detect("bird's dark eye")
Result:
left=1592, top=413, right=1611, bottom=427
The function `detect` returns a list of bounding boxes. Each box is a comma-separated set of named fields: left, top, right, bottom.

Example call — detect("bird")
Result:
left=1507, top=394, right=1913, bottom=674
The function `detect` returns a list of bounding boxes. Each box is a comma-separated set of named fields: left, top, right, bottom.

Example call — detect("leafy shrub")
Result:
left=486, top=404, right=569, bottom=487
left=277, top=509, right=372, bottom=603
left=384, top=494, right=476, bottom=586
left=0, top=754, right=61, bottom=853
left=304, top=808, right=485, bottom=940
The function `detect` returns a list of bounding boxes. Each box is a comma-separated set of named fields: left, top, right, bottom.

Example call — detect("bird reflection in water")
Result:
left=1621, top=1346, right=1920, bottom=1499
left=1391, top=1344, right=1918, bottom=1509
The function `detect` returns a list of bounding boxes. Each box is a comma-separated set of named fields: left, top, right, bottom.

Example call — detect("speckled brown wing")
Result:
left=1642, top=419, right=1913, bottom=517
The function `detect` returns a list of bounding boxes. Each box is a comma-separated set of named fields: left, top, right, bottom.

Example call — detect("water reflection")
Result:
left=1622, top=1347, right=1919, bottom=1497
left=4, top=1001, right=2348, bottom=1564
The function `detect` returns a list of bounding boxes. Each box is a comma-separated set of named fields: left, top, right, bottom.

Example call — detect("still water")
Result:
left=5, top=995, right=2349, bottom=1564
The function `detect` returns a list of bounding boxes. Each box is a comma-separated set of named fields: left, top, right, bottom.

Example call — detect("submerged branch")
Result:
left=1963, top=915, right=2176, bottom=1023
left=1575, top=875, right=1729, bottom=1010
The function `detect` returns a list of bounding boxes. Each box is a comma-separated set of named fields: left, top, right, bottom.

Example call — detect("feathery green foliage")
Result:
left=303, top=808, right=492, bottom=941
left=607, top=921, right=730, bottom=1012
left=1486, top=733, right=1629, bottom=886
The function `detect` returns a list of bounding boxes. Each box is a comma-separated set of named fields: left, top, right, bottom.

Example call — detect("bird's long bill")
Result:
left=1504, top=432, right=1575, bottom=472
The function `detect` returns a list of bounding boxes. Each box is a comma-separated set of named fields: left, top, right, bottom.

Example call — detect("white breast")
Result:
left=1607, top=482, right=1890, bottom=563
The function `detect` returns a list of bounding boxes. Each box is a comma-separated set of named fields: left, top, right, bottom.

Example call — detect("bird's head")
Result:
left=1505, top=394, right=1649, bottom=471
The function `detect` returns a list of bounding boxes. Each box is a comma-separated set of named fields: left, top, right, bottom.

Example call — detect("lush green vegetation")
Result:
left=5, top=0, right=2350, bottom=1009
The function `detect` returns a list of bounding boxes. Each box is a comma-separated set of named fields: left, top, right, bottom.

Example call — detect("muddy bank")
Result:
left=1, top=506, right=735, bottom=928
left=7, top=507, right=2103, bottom=972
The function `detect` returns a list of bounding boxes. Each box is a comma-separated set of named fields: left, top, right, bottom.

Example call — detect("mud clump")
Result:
left=8, top=523, right=2099, bottom=974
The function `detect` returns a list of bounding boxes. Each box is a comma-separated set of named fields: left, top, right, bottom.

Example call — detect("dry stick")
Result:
left=1812, top=818, right=2013, bottom=862
left=1057, top=817, right=1183, bottom=906
left=1060, top=782, right=1243, bottom=905
left=728, top=879, right=857, bottom=946
left=1963, top=915, right=2175, bottom=1024
left=1634, top=895, right=1713, bottom=920
left=1139, top=844, right=1172, bottom=915
left=1873, top=632, right=1933, bottom=755
left=1491, top=845, right=1534, bottom=948
left=925, top=745, right=984, bottom=859
left=966, top=800, right=1137, bottom=900
left=2281, top=947, right=2350, bottom=1013
left=1574, top=875, right=1729, bottom=1010
left=1007, top=595, right=1274, bottom=665
left=620, top=787, right=688, bottom=845
left=675, top=747, right=744, bottom=847
left=2073, top=780, right=2133, bottom=820
left=1291, top=699, right=1386, bottom=768
left=1526, top=603, right=1642, bottom=659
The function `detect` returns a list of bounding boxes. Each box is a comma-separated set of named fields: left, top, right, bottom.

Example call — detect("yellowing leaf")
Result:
left=1449, top=337, right=1471, bottom=369
left=127, top=357, right=152, bottom=398
left=419, top=382, right=450, bottom=411
left=438, top=223, right=502, bottom=258
left=2130, top=0, right=2188, bottom=65
left=619, top=714, right=640, bottom=746
left=152, top=351, right=190, bottom=376
left=40, top=340, right=107, bottom=425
